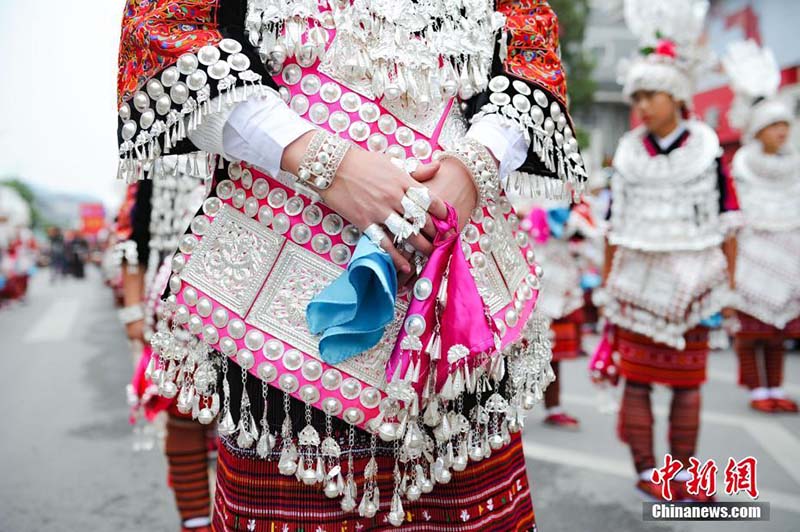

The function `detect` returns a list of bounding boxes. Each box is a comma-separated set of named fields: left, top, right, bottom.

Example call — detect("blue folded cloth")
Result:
left=547, top=207, right=571, bottom=239
left=580, top=272, right=601, bottom=290
left=700, top=312, right=723, bottom=329
left=306, top=236, right=397, bottom=365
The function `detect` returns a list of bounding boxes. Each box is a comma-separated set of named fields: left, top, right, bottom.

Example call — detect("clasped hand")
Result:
left=319, top=149, right=478, bottom=287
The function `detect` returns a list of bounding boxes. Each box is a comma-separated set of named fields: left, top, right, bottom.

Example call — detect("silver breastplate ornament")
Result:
left=732, top=142, right=800, bottom=328
left=609, top=121, right=723, bottom=252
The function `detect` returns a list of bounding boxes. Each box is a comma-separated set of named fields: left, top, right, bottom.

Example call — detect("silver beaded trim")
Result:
left=297, top=130, right=350, bottom=191
left=117, top=39, right=269, bottom=183
left=471, top=75, right=587, bottom=201
left=440, top=138, right=501, bottom=205
left=118, top=304, right=145, bottom=325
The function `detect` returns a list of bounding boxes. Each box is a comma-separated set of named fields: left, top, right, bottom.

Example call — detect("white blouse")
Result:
left=188, top=91, right=528, bottom=181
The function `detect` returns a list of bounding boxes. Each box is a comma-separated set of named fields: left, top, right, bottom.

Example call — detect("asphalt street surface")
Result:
left=1, top=270, right=798, bottom=531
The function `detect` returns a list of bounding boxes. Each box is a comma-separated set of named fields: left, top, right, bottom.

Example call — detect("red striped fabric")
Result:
left=544, top=361, right=562, bottom=409
left=618, top=381, right=655, bottom=472
left=736, top=312, right=800, bottom=338
left=165, top=412, right=214, bottom=522
left=616, top=327, right=709, bottom=387
left=211, top=433, right=535, bottom=531
left=733, top=312, right=794, bottom=390
left=618, top=382, right=701, bottom=473
left=550, top=311, right=583, bottom=361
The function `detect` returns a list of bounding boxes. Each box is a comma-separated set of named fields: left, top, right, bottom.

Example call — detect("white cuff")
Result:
left=222, top=94, right=315, bottom=177
left=466, top=115, right=529, bottom=178
left=186, top=99, right=237, bottom=156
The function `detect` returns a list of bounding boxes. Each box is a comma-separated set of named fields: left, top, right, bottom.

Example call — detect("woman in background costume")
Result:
left=116, top=0, right=586, bottom=529
left=518, top=200, right=599, bottom=428
left=723, top=40, right=800, bottom=414
left=596, top=0, right=739, bottom=502
left=114, top=160, right=214, bottom=532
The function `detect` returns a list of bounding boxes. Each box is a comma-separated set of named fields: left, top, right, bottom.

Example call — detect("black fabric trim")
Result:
left=218, top=0, right=277, bottom=92
left=461, top=29, right=582, bottom=181
left=645, top=130, right=690, bottom=155
left=117, top=0, right=278, bottom=158
left=715, top=157, right=732, bottom=213
left=131, top=180, right=153, bottom=265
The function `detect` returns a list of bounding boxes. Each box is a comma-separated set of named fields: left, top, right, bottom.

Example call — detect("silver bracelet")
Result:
left=297, top=129, right=350, bottom=191
left=118, top=304, right=145, bottom=325
left=439, top=138, right=500, bottom=204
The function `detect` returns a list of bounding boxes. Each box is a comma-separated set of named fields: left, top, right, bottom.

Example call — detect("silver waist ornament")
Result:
left=145, top=155, right=554, bottom=526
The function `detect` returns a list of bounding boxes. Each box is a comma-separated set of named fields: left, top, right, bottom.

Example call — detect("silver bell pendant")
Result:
left=406, top=483, right=422, bottom=502
left=359, top=499, right=377, bottom=519
left=278, top=454, right=297, bottom=476
left=452, top=454, right=468, bottom=472
left=388, top=510, right=404, bottom=527
left=197, top=407, right=215, bottom=425
left=468, top=444, right=484, bottom=462
left=324, top=479, right=341, bottom=498
left=340, top=492, right=356, bottom=512
left=522, top=392, right=537, bottom=411
left=388, top=493, right=405, bottom=526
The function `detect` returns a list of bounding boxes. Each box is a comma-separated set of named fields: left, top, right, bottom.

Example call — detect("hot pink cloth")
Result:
left=388, top=205, right=496, bottom=393
left=588, top=324, right=619, bottom=386
left=525, top=207, right=551, bottom=244
left=130, top=345, right=172, bottom=423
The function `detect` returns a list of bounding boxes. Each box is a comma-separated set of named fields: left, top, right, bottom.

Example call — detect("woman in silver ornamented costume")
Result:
left=116, top=1, right=586, bottom=529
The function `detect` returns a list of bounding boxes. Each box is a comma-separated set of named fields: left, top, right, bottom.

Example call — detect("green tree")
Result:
left=550, top=0, right=596, bottom=147
left=0, top=177, right=46, bottom=229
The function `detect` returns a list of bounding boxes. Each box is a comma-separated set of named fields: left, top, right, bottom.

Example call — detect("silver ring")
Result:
left=364, top=224, right=388, bottom=250
left=406, top=186, right=432, bottom=210
left=384, top=212, right=415, bottom=244
left=414, top=253, right=426, bottom=275
left=401, top=196, right=427, bottom=233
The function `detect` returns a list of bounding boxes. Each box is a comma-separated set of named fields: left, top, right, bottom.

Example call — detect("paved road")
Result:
left=1, top=270, right=798, bottom=531
left=524, top=331, right=800, bottom=532
left=0, top=270, right=177, bottom=532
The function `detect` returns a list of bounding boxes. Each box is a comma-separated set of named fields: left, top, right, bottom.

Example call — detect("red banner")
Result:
left=79, top=203, right=106, bottom=236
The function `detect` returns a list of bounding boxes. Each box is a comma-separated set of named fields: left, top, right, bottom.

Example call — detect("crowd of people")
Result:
left=46, top=227, right=94, bottom=280
left=104, top=0, right=797, bottom=531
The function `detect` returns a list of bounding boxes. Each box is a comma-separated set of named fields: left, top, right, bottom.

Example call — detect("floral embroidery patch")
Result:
left=497, top=0, right=568, bottom=104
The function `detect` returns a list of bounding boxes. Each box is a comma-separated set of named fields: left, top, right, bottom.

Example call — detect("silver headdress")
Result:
left=618, top=0, right=710, bottom=104
left=722, top=40, right=793, bottom=139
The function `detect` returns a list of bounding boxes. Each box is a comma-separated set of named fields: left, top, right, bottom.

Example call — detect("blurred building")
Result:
left=579, top=3, right=637, bottom=169
left=696, top=0, right=800, bottom=159
left=580, top=0, right=800, bottom=169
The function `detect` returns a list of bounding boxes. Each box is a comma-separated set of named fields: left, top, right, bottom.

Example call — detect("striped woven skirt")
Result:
left=211, top=432, right=535, bottom=531
left=550, top=310, right=583, bottom=362
left=616, top=327, right=709, bottom=387
left=736, top=312, right=800, bottom=339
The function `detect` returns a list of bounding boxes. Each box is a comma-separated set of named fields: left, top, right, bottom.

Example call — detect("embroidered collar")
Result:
left=647, top=121, right=689, bottom=154
left=614, top=120, right=719, bottom=185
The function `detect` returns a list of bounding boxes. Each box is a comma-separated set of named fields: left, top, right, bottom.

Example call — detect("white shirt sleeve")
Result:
left=466, top=114, right=529, bottom=178
left=190, top=92, right=526, bottom=179
left=187, top=90, right=315, bottom=177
